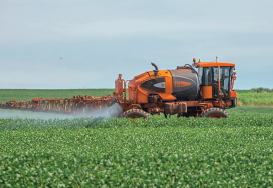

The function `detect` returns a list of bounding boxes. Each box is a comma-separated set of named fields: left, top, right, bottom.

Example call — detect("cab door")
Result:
left=199, top=67, right=213, bottom=98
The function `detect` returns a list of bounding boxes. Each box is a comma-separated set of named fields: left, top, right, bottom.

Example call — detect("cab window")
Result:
left=198, top=67, right=203, bottom=85
left=203, top=67, right=212, bottom=86
left=220, top=67, right=230, bottom=98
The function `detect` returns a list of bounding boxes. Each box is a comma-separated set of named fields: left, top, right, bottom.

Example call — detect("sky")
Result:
left=0, top=0, right=272, bottom=89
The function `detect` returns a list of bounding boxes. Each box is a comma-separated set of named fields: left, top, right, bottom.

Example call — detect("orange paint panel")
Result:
left=158, top=93, right=176, bottom=101
left=230, top=91, right=237, bottom=98
left=136, top=73, right=173, bottom=103
left=202, top=86, right=212, bottom=98
left=165, top=76, right=172, bottom=94
left=128, top=80, right=135, bottom=90
left=196, top=62, right=235, bottom=68
left=157, top=70, right=171, bottom=77
left=128, top=80, right=136, bottom=101
left=137, top=91, right=148, bottom=103
left=148, top=71, right=154, bottom=77
left=129, top=89, right=135, bottom=101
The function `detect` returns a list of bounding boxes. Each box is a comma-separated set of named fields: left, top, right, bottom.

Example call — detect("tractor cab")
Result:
left=192, top=58, right=237, bottom=104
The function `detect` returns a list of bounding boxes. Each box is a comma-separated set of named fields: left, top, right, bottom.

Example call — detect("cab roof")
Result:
left=195, top=62, right=235, bottom=68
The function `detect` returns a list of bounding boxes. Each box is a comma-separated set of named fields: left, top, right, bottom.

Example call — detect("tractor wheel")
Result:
left=200, top=108, right=230, bottom=119
left=121, top=109, right=151, bottom=119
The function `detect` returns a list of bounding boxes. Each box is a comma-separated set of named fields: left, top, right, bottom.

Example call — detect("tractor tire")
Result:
left=121, top=109, right=151, bottom=119
left=200, top=108, right=230, bottom=119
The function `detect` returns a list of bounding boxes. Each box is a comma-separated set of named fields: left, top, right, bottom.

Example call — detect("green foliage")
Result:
left=236, top=88, right=273, bottom=94
left=238, top=92, right=273, bottom=106
left=235, top=88, right=273, bottom=107
left=251, top=87, right=273, bottom=93
left=0, top=111, right=273, bottom=187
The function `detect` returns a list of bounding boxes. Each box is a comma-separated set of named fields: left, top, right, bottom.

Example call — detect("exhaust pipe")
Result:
left=151, top=62, right=159, bottom=76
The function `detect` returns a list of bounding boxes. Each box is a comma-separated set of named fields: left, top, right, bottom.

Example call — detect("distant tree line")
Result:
left=251, top=87, right=273, bottom=93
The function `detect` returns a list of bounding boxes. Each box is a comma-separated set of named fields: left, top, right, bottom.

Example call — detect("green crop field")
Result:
left=0, top=89, right=273, bottom=187
left=0, top=89, right=115, bottom=103
left=236, top=88, right=273, bottom=107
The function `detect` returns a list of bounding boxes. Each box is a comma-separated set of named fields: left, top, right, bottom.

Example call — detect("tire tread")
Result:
left=121, top=109, right=151, bottom=118
left=200, top=108, right=230, bottom=118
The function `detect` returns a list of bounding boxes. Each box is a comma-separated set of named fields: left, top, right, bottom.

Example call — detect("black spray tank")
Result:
left=169, top=65, right=199, bottom=101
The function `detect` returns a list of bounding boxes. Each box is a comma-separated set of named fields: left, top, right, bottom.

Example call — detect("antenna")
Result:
left=216, top=56, right=218, bottom=62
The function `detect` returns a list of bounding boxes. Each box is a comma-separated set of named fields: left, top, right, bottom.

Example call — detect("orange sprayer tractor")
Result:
left=0, top=58, right=237, bottom=118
